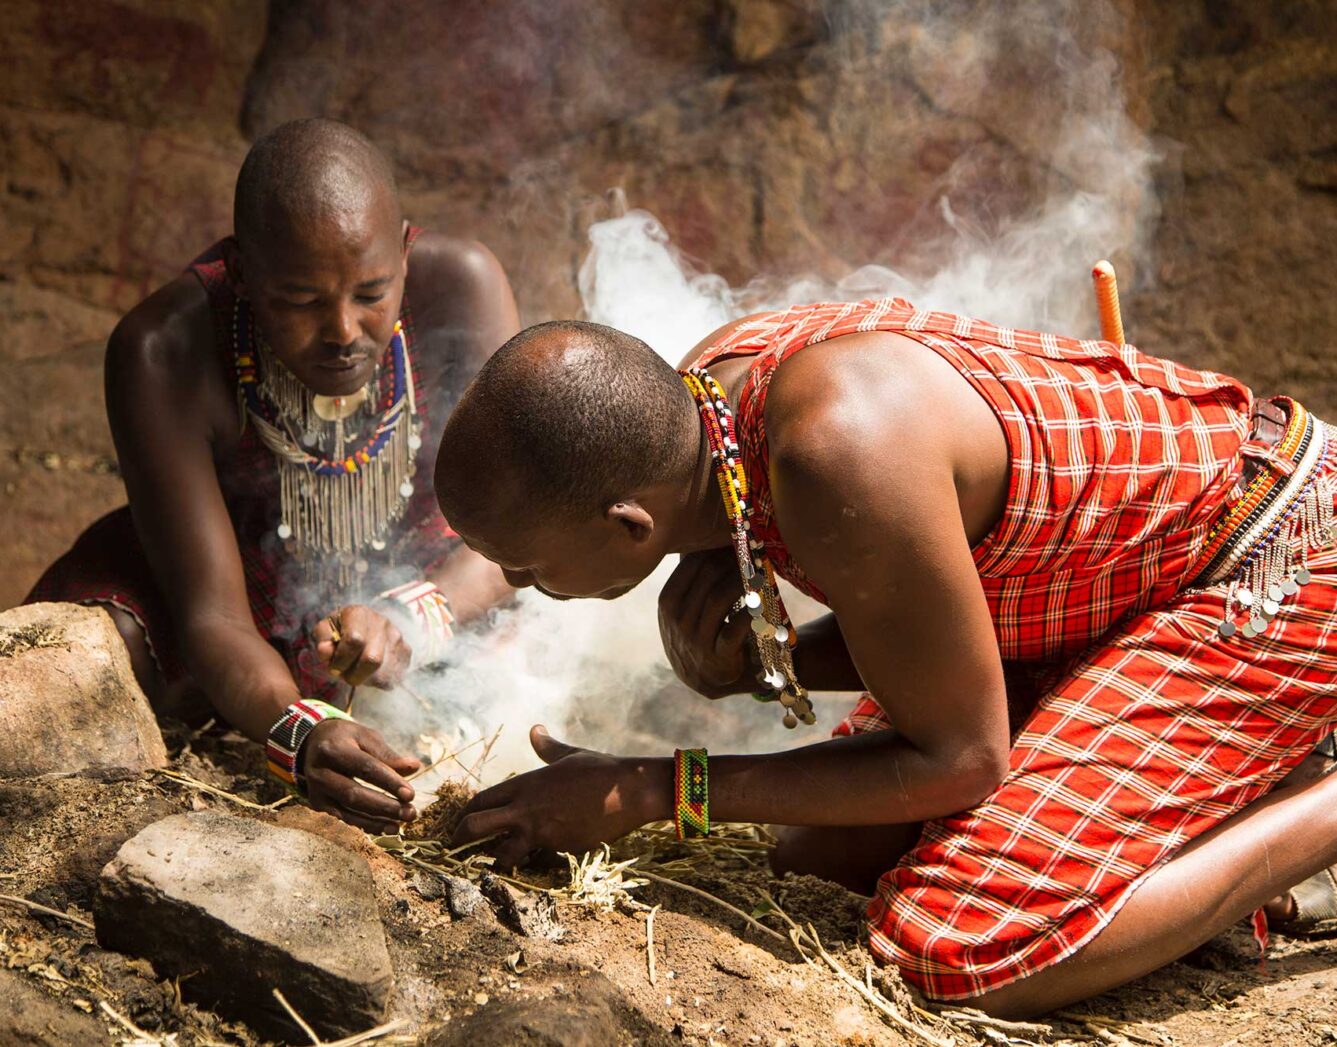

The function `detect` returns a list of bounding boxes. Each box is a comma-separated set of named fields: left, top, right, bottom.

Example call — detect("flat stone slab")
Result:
left=94, top=811, right=392, bottom=1040
left=0, top=603, right=166, bottom=778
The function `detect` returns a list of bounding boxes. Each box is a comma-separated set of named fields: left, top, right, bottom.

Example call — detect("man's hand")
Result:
left=451, top=726, right=669, bottom=869
left=658, top=549, right=755, bottom=699
left=301, top=718, right=421, bottom=833
left=312, top=605, right=412, bottom=688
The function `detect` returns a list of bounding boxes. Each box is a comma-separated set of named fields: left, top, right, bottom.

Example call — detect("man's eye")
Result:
left=283, top=298, right=317, bottom=308
left=356, top=294, right=386, bottom=306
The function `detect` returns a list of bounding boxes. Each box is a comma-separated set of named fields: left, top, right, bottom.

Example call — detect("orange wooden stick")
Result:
left=1092, top=260, right=1125, bottom=345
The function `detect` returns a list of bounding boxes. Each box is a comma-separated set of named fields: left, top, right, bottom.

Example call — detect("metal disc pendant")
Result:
left=302, top=429, right=319, bottom=447
left=354, top=559, right=369, bottom=574
left=1262, top=598, right=1280, bottom=618
left=276, top=523, right=292, bottom=540
left=1217, top=619, right=1237, bottom=639
left=1237, top=588, right=1255, bottom=607
left=1241, top=621, right=1257, bottom=639
left=783, top=713, right=798, bottom=729
left=371, top=538, right=387, bottom=552
left=312, top=388, right=369, bottom=422
left=1295, top=567, right=1312, bottom=585
left=1267, top=583, right=1285, bottom=602
left=408, top=433, right=423, bottom=451
left=399, top=480, right=414, bottom=498
left=1282, top=577, right=1299, bottom=596
left=1249, top=615, right=1268, bottom=635
left=751, top=617, right=775, bottom=639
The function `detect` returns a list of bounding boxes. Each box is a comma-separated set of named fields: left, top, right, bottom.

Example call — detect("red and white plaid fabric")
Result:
left=693, top=299, right=1337, bottom=1000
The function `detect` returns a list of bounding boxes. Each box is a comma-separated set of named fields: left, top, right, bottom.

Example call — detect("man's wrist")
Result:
left=621, top=756, right=674, bottom=824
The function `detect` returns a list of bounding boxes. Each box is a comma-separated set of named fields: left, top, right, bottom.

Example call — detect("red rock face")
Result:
left=1, top=0, right=1334, bottom=607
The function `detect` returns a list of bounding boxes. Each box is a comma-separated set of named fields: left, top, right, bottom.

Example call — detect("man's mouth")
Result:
left=319, top=355, right=369, bottom=373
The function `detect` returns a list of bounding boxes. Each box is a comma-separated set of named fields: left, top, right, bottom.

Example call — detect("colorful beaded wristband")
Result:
left=376, top=580, right=455, bottom=667
left=674, top=748, right=710, bottom=840
left=266, top=699, right=354, bottom=794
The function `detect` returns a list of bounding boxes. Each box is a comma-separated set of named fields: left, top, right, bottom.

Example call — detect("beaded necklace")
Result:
left=680, top=367, right=814, bottom=728
left=233, top=299, right=421, bottom=585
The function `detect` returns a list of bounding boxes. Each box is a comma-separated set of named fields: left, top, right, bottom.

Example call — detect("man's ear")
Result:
left=401, top=220, right=412, bottom=275
left=606, top=500, right=654, bottom=543
left=221, top=237, right=248, bottom=301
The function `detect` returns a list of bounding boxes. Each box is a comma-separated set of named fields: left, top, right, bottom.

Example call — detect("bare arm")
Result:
left=410, top=236, right=520, bottom=623
left=107, top=283, right=417, bottom=831
left=453, top=335, right=1013, bottom=862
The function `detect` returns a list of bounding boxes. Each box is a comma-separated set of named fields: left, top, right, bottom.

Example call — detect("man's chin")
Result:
left=534, top=580, right=639, bottom=602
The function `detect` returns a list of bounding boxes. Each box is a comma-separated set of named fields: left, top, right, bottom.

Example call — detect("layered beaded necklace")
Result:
left=233, top=300, right=422, bottom=585
left=680, top=367, right=814, bottom=728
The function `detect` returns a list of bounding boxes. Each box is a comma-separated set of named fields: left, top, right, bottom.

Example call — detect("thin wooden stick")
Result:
left=408, top=735, right=485, bottom=781
left=273, top=988, right=322, bottom=1045
left=99, top=1000, right=159, bottom=1041
left=154, top=769, right=292, bottom=812
left=939, top=1008, right=1054, bottom=1036
left=0, top=893, right=94, bottom=930
left=637, top=870, right=786, bottom=944
left=323, top=1019, right=412, bottom=1047
left=644, top=904, right=660, bottom=986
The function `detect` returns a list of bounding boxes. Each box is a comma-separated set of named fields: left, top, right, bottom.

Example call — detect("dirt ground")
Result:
left=2, top=722, right=1336, bottom=1046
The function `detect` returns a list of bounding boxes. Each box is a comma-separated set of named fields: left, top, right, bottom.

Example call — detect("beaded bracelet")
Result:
left=376, top=580, right=455, bottom=667
left=674, top=748, right=710, bottom=840
left=266, top=699, right=354, bottom=795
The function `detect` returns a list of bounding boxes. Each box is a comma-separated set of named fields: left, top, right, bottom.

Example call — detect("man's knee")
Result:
left=105, top=607, right=160, bottom=703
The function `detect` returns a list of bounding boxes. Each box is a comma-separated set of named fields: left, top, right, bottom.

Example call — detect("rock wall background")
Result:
left=1, top=0, right=1333, bottom=609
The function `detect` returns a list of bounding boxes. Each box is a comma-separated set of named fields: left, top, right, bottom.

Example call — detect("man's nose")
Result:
left=322, top=302, right=359, bottom=350
left=502, top=568, right=534, bottom=589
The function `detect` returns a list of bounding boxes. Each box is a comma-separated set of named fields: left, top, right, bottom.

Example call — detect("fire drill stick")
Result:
left=1092, top=259, right=1125, bottom=345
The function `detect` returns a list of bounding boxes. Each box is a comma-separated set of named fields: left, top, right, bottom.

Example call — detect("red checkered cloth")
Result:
left=692, top=299, right=1337, bottom=1000
left=26, top=231, right=458, bottom=705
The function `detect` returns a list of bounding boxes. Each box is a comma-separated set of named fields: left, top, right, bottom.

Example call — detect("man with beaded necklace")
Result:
left=434, top=310, right=1337, bottom=1017
left=27, top=119, right=517, bottom=832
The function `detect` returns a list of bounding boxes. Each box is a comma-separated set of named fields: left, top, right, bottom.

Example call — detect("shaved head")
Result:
left=437, top=321, right=697, bottom=540
left=234, top=118, right=401, bottom=252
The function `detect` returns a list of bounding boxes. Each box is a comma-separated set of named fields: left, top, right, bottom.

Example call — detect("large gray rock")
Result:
left=0, top=603, right=167, bottom=778
left=94, top=811, right=393, bottom=1041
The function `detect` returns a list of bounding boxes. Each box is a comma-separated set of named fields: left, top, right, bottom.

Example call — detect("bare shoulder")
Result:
left=106, top=273, right=234, bottom=442
left=763, top=330, right=931, bottom=471
left=406, top=233, right=509, bottom=315
left=764, top=329, right=1008, bottom=548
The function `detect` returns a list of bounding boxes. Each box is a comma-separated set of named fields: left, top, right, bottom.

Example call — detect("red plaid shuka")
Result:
left=693, top=299, right=1337, bottom=1000
left=26, top=230, right=457, bottom=704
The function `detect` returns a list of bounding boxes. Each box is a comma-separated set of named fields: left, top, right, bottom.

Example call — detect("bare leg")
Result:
left=965, top=758, right=1337, bottom=1018
left=107, top=607, right=211, bottom=726
left=771, top=823, right=923, bottom=895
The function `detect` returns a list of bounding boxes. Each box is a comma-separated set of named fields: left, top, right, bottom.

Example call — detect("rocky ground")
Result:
left=4, top=604, right=1337, bottom=1046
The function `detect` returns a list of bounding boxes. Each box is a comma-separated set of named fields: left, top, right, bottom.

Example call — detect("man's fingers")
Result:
left=452, top=806, right=520, bottom=845
left=308, top=769, right=411, bottom=821
left=318, top=801, right=403, bottom=836
left=720, top=605, right=755, bottom=649
left=530, top=724, right=582, bottom=765
left=693, top=567, right=745, bottom=643
left=658, top=552, right=713, bottom=614
left=353, top=735, right=417, bottom=803
left=343, top=637, right=386, bottom=688
left=329, top=632, right=364, bottom=676
left=491, top=834, right=534, bottom=872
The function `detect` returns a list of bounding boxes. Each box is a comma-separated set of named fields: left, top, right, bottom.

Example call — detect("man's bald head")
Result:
left=437, top=321, right=698, bottom=540
left=234, top=118, right=401, bottom=253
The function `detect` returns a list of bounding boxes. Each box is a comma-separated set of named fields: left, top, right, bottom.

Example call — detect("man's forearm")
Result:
left=791, top=613, right=866, bottom=692
left=181, top=616, right=302, bottom=742
left=634, top=729, right=1004, bottom=828
left=425, top=543, right=514, bottom=625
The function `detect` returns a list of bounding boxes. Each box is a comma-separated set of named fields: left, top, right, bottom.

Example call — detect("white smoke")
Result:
left=362, top=0, right=1159, bottom=794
